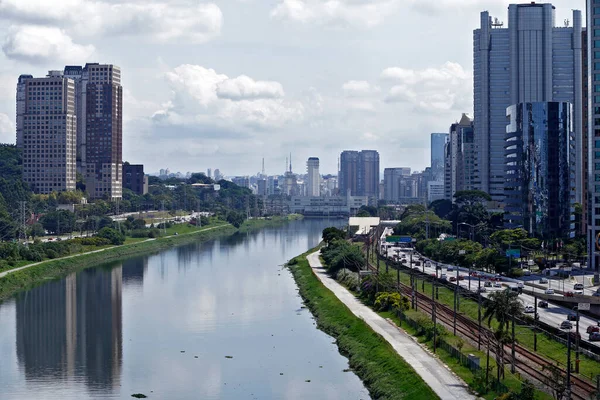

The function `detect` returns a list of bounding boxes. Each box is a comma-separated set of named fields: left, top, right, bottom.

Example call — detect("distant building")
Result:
left=289, top=194, right=368, bottom=217
left=214, top=169, right=222, bottom=181
left=339, top=151, right=359, bottom=196
left=123, top=163, right=148, bottom=195
left=340, top=150, right=380, bottom=203
left=383, top=168, right=411, bottom=203
left=207, top=168, right=212, bottom=179
left=428, top=181, right=445, bottom=202
left=257, top=179, right=267, bottom=196
left=430, top=133, right=448, bottom=181
left=232, top=176, right=250, bottom=188
left=306, top=157, right=320, bottom=197
left=504, top=102, right=575, bottom=239
left=18, top=72, right=77, bottom=194
left=444, top=114, right=474, bottom=201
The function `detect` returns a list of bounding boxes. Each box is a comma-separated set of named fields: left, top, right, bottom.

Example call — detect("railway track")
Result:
left=363, top=259, right=597, bottom=399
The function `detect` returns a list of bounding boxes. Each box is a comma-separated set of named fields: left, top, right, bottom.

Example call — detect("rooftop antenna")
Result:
left=289, top=152, right=292, bottom=173
left=564, top=19, right=570, bottom=27
left=262, top=157, right=265, bottom=177
left=491, top=17, right=504, bottom=28
left=286, top=156, right=288, bottom=174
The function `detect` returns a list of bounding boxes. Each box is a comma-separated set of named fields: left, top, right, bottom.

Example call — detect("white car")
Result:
left=493, top=282, right=502, bottom=288
left=545, top=288, right=554, bottom=295
left=524, top=305, right=535, bottom=313
left=574, top=289, right=584, bottom=295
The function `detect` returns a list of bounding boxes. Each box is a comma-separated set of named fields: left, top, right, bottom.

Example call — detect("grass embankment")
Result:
left=371, top=254, right=600, bottom=381
left=0, top=223, right=236, bottom=302
left=288, top=250, right=439, bottom=400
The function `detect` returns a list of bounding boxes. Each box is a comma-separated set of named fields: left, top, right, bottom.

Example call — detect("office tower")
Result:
left=64, top=63, right=123, bottom=199
left=18, top=72, right=77, bottom=194
left=339, top=151, right=359, bottom=196
left=504, top=102, right=575, bottom=238
left=257, top=179, right=267, bottom=196
left=383, top=167, right=411, bottom=202
left=122, top=163, right=148, bottom=195
left=444, top=114, right=474, bottom=201
left=358, top=150, right=380, bottom=201
left=214, top=169, right=222, bottom=181
left=582, top=29, right=589, bottom=237
left=207, top=168, right=212, bottom=179
left=474, top=4, right=582, bottom=202
left=588, top=0, right=600, bottom=276
left=306, top=157, right=320, bottom=197
left=430, top=133, right=448, bottom=181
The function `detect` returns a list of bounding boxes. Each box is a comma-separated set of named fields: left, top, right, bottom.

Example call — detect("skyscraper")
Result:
left=473, top=3, right=582, bottom=201
left=587, top=0, right=600, bottom=276
left=339, top=151, right=359, bottom=196
left=358, top=150, right=380, bottom=201
left=430, top=133, right=448, bottom=180
left=17, top=72, right=77, bottom=194
left=306, top=157, right=320, bottom=197
left=64, top=63, right=123, bottom=199
left=383, top=167, right=411, bottom=203
left=444, top=114, right=474, bottom=201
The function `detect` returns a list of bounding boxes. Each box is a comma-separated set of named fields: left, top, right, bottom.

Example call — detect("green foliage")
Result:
left=39, top=210, right=76, bottom=234
left=373, top=292, right=409, bottom=312
left=96, top=227, right=125, bottom=245
left=357, top=205, right=378, bottom=217
left=483, top=289, right=523, bottom=335
left=394, top=210, right=452, bottom=239
left=226, top=211, right=245, bottom=228
left=453, top=190, right=492, bottom=204
left=335, top=268, right=359, bottom=288
left=429, top=199, right=453, bottom=219
left=322, top=227, right=346, bottom=245
left=321, top=239, right=365, bottom=275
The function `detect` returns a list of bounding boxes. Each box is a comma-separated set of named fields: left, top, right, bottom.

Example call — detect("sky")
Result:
left=0, top=0, right=585, bottom=176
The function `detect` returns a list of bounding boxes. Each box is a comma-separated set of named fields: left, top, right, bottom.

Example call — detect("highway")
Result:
left=381, top=243, right=600, bottom=351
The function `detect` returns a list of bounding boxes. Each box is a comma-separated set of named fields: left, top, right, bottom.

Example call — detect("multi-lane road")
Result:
left=381, top=243, right=600, bottom=350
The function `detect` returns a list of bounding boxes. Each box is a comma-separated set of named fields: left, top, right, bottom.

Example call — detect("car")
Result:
left=567, top=313, right=579, bottom=322
left=517, top=282, right=524, bottom=288
left=440, top=274, right=447, bottom=281
left=574, top=289, right=584, bottom=295
left=494, top=282, right=502, bottom=288
left=538, top=300, right=548, bottom=308
left=524, top=270, right=531, bottom=276
left=524, top=305, right=535, bottom=313
left=574, top=283, right=584, bottom=290
left=590, top=332, right=600, bottom=341
left=545, top=288, right=555, bottom=295
left=586, top=325, right=600, bottom=334
left=414, top=261, right=421, bottom=266
left=470, top=272, right=478, bottom=277
left=564, top=291, right=575, bottom=297
left=593, top=291, right=600, bottom=297
left=458, top=275, right=465, bottom=281
left=484, top=281, right=492, bottom=287
left=449, top=276, right=457, bottom=282
left=560, top=320, right=573, bottom=330
left=447, top=266, right=454, bottom=272
left=477, top=287, right=487, bottom=293
left=539, top=278, right=548, bottom=284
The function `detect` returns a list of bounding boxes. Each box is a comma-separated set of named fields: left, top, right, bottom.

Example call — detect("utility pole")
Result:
left=511, top=313, right=516, bottom=374
left=478, top=274, right=482, bottom=350
left=566, top=330, right=572, bottom=400
left=534, top=296, right=538, bottom=351
left=433, top=268, right=437, bottom=353
left=576, top=307, right=580, bottom=373
left=453, top=266, right=459, bottom=335
left=19, top=201, right=27, bottom=244
left=411, top=250, right=416, bottom=310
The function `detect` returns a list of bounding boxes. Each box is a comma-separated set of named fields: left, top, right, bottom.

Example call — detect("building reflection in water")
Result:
left=15, top=265, right=123, bottom=395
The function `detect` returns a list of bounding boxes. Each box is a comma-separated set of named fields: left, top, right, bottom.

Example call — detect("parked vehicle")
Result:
left=586, top=325, right=600, bottom=334
left=538, top=300, right=548, bottom=308
left=589, top=332, right=600, bottom=341
left=545, top=288, right=554, bottom=295
left=560, top=320, right=573, bottom=330
left=567, top=313, right=579, bottom=321
left=524, top=305, right=535, bottom=313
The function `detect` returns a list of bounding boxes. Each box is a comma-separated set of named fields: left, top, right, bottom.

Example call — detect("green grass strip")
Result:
left=288, top=250, right=439, bottom=400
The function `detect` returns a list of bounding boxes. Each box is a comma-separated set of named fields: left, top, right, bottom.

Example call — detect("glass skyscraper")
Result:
left=504, top=102, right=575, bottom=239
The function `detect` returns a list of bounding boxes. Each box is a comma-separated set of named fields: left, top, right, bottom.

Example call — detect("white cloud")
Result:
left=0, top=113, right=15, bottom=144
left=270, top=0, right=400, bottom=28
left=342, top=80, right=379, bottom=97
left=0, top=1, right=223, bottom=44
left=217, top=75, right=285, bottom=101
left=155, top=64, right=303, bottom=129
left=382, top=62, right=471, bottom=112
left=2, top=25, right=95, bottom=64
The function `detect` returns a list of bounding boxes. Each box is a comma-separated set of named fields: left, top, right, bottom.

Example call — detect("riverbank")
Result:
left=237, top=214, right=304, bottom=233
left=0, top=223, right=237, bottom=302
left=287, top=248, right=440, bottom=400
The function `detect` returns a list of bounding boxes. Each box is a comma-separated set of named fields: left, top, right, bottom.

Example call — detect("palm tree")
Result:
left=483, top=289, right=523, bottom=380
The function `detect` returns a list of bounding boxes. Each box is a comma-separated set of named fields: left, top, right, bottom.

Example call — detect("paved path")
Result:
left=0, top=225, right=227, bottom=279
left=306, top=251, right=476, bottom=400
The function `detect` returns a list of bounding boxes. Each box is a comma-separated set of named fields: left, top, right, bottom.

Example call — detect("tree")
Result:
left=226, top=211, right=245, bottom=228
left=28, top=223, right=45, bottom=239
left=429, top=199, right=453, bottom=219
left=97, top=227, right=125, bottom=245
left=322, top=227, right=346, bottom=245
left=39, top=210, right=76, bottom=235
left=453, top=190, right=492, bottom=205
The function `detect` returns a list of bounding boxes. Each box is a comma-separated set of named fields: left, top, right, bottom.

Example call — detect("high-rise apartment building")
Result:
left=587, top=0, right=600, bottom=276
left=474, top=3, right=582, bottom=202
left=64, top=63, right=123, bottom=199
left=444, top=114, right=474, bottom=201
left=505, top=102, right=575, bottom=238
left=17, top=72, right=77, bottom=194
left=383, top=167, right=411, bottom=203
left=123, top=163, right=148, bottom=196
left=306, top=157, right=320, bottom=196
left=339, top=150, right=380, bottom=203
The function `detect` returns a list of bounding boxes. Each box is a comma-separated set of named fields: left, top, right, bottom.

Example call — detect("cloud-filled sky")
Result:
left=0, top=0, right=584, bottom=176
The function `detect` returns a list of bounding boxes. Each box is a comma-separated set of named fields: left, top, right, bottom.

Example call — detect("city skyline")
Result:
left=0, top=0, right=583, bottom=176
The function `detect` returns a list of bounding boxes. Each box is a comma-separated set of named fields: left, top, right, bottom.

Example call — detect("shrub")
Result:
left=374, top=292, right=410, bottom=312
left=96, top=227, right=125, bottom=245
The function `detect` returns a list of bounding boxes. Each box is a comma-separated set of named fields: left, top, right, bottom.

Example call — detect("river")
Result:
left=0, top=219, right=369, bottom=400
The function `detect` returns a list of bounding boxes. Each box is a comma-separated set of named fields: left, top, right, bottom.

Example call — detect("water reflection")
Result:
left=15, top=266, right=123, bottom=395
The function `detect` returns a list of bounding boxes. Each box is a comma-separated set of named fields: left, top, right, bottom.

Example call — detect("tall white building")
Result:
left=18, top=72, right=77, bottom=194
left=473, top=3, right=582, bottom=202
left=306, top=157, right=320, bottom=196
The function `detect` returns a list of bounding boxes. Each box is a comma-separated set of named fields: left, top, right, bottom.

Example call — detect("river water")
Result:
left=0, top=219, right=369, bottom=400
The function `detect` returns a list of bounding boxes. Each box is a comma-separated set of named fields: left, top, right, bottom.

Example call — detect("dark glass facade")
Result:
left=505, top=102, right=575, bottom=239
